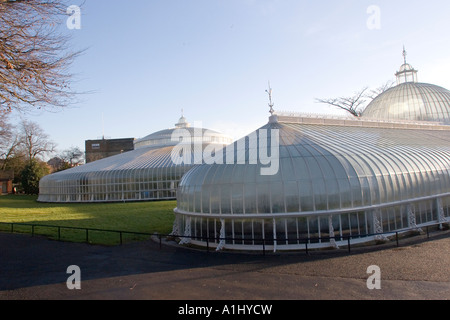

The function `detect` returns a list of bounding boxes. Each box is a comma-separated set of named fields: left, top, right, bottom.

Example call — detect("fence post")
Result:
left=305, top=239, right=308, bottom=255
left=396, top=232, right=399, bottom=247
left=119, top=231, right=123, bottom=245
left=262, top=238, right=266, bottom=256
left=85, top=229, right=89, bottom=243
left=347, top=236, right=351, bottom=253
left=31, top=225, right=34, bottom=237
left=58, top=226, right=61, bottom=240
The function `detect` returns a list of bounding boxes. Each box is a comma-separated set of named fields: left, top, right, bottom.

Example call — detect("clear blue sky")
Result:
left=10, top=0, right=450, bottom=156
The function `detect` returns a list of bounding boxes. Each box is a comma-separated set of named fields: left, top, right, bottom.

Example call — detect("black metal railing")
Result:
left=0, top=221, right=447, bottom=255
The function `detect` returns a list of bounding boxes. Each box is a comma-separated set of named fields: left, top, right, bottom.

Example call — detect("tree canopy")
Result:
left=0, top=0, right=82, bottom=114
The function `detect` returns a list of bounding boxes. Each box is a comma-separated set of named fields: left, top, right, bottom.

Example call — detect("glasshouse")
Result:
left=361, top=62, right=450, bottom=123
left=172, top=58, right=450, bottom=251
left=37, top=116, right=233, bottom=202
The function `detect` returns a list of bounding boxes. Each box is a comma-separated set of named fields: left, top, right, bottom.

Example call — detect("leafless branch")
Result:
left=19, top=119, right=56, bottom=161
left=0, top=0, right=84, bottom=114
left=315, top=87, right=369, bottom=117
left=365, top=80, right=396, bottom=100
left=315, top=80, right=396, bottom=117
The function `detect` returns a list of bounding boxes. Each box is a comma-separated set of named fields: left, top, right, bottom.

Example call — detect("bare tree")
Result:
left=315, top=87, right=369, bottom=117
left=315, top=80, right=396, bottom=117
left=0, top=113, right=21, bottom=169
left=60, top=146, right=84, bottom=166
left=0, top=0, right=83, bottom=114
left=366, top=80, right=396, bottom=100
left=19, top=119, right=56, bottom=161
left=0, top=112, right=13, bottom=151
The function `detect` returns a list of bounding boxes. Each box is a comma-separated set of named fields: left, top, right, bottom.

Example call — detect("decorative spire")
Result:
left=175, top=110, right=190, bottom=128
left=266, top=81, right=275, bottom=115
left=395, top=47, right=418, bottom=85
left=402, top=45, right=407, bottom=64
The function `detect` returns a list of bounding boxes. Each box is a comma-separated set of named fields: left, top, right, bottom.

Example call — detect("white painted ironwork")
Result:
left=373, top=209, right=388, bottom=241
left=179, top=216, right=191, bottom=245
left=216, top=219, right=226, bottom=251
left=437, top=198, right=447, bottom=229
left=407, top=204, right=422, bottom=232
left=329, top=215, right=339, bottom=249
left=170, top=214, right=180, bottom=236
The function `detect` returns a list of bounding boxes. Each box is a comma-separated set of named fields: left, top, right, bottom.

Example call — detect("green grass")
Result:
left=0, top=194, right=177, bottom=245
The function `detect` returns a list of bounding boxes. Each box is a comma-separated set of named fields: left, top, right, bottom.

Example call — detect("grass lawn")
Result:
left=0, top=194, right=177, bottom=245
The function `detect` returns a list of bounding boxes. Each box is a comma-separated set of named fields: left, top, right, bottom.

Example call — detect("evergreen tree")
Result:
left=21, top=159, right=49, bottom=194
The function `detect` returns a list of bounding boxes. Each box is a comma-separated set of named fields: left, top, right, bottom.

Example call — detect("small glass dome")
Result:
left=134, top=117, right=233, bottom=149
left=38, top=117, right=233, bottom=203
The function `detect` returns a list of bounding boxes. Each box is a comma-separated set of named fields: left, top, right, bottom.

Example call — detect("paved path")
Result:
left=0, top=230, right=449, bottom=300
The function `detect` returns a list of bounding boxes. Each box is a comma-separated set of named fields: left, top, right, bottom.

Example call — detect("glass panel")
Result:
left=299, top=180, right=313, bottom=212
left=253, top=220, right=263, bottom=245
left=271, top=182, right=285, bottom=213
left=284, top=181, right=299, bottom=213
left=263, top=219, right=274, bottom=242
left=242, top=220, right=254, bottom=245
left=257, top=184, right=271, bottom=214
left=276, top=219, right=288, bottom=245
left=297, top=217, right=309, bottom=242
left=244, top=183, right=257, bottom=214
left=286, top=218, right=299, bottom=245
left=308, top=216, right=319, bottom=243
left=231, top=184, right=244, bottom=214
left=220, top=184, right=231, bottom=214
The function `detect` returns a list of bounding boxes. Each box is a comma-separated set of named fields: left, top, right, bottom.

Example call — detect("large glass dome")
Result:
left=38, top=117, right=233, bottom=203
left=361, top=60, right=450, bottom=123
left=173, top=114, right=450, bottom=251
left=361, top=82, right=450, bottom=123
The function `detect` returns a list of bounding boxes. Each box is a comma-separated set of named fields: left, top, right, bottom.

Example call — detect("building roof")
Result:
left=134, top=116, right=232, bottom=149
left=362, top=58, right=450, bottom=123
left=361, top=82, right=450, bottom=124
left=176, top=115, right=450, bottom=217
left=38, top=117, right=233, bottom=202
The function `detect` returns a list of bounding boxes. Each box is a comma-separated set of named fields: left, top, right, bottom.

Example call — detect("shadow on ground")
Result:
left=0, top=229, right=449, bottom=300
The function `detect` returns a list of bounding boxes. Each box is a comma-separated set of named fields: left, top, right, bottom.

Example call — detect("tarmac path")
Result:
left=0, top=230, right=449, bottom=301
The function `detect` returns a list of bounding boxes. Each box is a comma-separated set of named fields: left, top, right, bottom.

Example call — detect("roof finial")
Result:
left=175, top=109, right=189, bottom=128
left=402, top=45, right=407, bottom=64
left=265, top=81, right=275, bottom=115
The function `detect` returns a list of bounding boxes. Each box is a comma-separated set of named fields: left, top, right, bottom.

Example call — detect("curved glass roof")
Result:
left=38, top=118, right=232, bottom=203
left=173, top=53, right=450, bottom=251
left=134, top=116, right=232, bottom=149
left=176, top=115, right=450, bottom=216
left=361, top=83, right=450, bottom=124
left=362, top=59, right=450, bottom=123
left=134, top=127, right=233, bottom=149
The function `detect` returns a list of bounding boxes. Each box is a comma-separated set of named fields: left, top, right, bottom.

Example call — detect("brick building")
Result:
left=0, top=170, right=14, bottom=194
left=85, top=138, right=135, bottom=163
